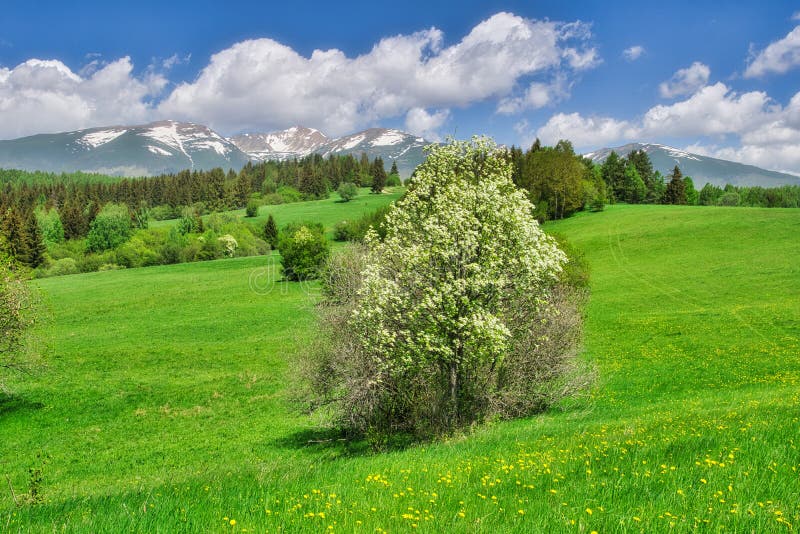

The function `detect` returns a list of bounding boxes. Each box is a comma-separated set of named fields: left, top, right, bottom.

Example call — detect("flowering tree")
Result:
left=310, top=138, right=585, bottom=441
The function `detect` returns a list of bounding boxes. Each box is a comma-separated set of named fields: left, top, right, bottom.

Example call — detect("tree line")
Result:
left=0, top=153, right=399, bottom=268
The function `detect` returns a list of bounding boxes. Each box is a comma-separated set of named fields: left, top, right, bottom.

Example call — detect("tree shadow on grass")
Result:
left=272, top=427, right=418, bottom=458
left=0, top=394, right=44, bottom=417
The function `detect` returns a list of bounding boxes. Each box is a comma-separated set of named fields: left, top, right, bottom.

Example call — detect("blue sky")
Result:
left=2, top=1, right=800, bottom=172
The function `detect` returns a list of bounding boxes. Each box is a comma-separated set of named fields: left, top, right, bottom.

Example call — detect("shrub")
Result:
left=718, top=192, right=740, bottom=206
left=86, top=204, right=132, bottom=252
left=1, top=255, right=40, bottom=389
left=333, top=220, right=355, bottom=242
left=245, top=199, right=260, bottom=218
left=46, top=257, right=79, bottom=277
left=277, top=186, right=303, bottom=204
left=337, top=182, right=359, bottom=202
left=386, top=173, right=402, bottom=187
left=305, top=138, right=589, bottom=445
left=218, top=234, right=238, bottom=257
left=278, top=224, right=329, bottom=281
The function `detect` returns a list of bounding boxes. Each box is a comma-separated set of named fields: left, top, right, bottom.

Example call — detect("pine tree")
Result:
left=601, top=151, right=626, bottom=202
left=390, top=160, right=398, bottom=176
left=371, top=157, right=387, bottom=194
left=264, top=214, right=279, bottom=249
left=24, top=212, right=46, bottom=268
left=664, top=166, right=687, bottom=205
left=1, top=209, right=31, bottom=265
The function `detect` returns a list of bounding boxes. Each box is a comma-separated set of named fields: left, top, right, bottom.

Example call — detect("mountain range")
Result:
left=1, top=121, right=798, bottom=188
left=0, top=121, right=428, bottom=178
left=584, top=143, right=800, bottom=188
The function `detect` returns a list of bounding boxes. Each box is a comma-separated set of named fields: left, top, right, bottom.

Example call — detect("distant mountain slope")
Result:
left=229, top=127, right=329, bottom=161
left=0, top=120, right=251, bottom=176
left=584, top=143, right=800, bottom=188
left=229, top=126, right=429, bottom=177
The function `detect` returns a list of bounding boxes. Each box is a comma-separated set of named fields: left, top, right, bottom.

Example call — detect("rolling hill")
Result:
left=3, top=203, right=798, bottom=531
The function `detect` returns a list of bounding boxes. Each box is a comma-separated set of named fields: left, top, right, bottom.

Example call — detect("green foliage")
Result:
left=278, top=224, right=329, bottom=281
left=0, top=254, right=39, bottom=388
left=699, top=183, right=724, bottom=205
left=337, top=182, right=359, bottom=202
left=718, top=191, right=741, bottom=206
left=371, top=157, right=387, bottom=194
left=245, top=199, right=260, bottom=218
left=622, top=164, right=647, bottom=204
left=263, top=214, right=279, bottom=249
left=684, top=176, right=699, bottom=205
left=512, top=141, right=588, bottom=220
left=86, top=204, right=132, bottom=252
left=36, top=209, right=65, bottom=245
left=663, top=166, right=687, bottom=205
left=310, top=138, right=580, bottom=443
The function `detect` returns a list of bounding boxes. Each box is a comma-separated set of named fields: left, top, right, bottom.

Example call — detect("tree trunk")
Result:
left=449, top=361, right=459, bottom=426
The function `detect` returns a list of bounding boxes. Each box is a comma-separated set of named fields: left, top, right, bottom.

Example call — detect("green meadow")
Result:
left=150, top=187, right=405, bottom=239
left=2, top=203, right=799, bottom=532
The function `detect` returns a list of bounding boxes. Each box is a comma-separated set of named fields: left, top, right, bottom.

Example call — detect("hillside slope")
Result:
left=0, top=120, right=251, bottom=176
left=3, top=205, right=799, bottom=531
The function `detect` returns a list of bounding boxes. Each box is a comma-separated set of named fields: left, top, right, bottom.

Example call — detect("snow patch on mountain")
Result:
left=78, top=129, right=127, bottom=148
left=370, top=130, right=406, bottom=146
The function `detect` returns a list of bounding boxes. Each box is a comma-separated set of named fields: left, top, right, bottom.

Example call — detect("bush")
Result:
left=718, top=192, right=740, bottom=206
left=304, top=138, right=589, bottom=445
left=333, top=220, right=356, bottom=242
left=278, top=224, right=329, bottom=281
left=1, top=255, right=40, bottom=389
left=245, top=199, right=260, bottom=218
left=86, top=203, right=132, bottom=252
left=45, top=257, right=79, bottom=277
left=36, top=209, right=65, bottom=245
left=277, top=186, right=303, bottom=204
left=386, top=173, right=402, bottom=187
left=337, top=182, right=359, bottom=202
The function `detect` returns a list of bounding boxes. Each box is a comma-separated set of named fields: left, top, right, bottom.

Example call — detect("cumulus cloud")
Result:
left=622, top=45, right=645, bottom=61
left=536, top=112, right=638, bottom=147
left=658, top=62, right=710, bottom=98
left=745, top=25, right=800, bottom=77
left=404, top=107, right=450, bottom=141
left=158, top=12, right=598, bottom=135
left=535, top=83, right=800, bottom=174
left=0, top=57, right=165, bottom=138
left=496, top=74, right=571, bottom=114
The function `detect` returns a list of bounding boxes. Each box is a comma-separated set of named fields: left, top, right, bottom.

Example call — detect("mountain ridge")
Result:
left=584, top=142, right=800, bottom=188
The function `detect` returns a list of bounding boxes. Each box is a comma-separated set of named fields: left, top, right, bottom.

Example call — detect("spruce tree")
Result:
left=1, top=209, right=31, bottom=265
left=24, top=212, right=46, bottom=268
left=264, top=214, right=279, bottom=249
left=664, top=166, right=687, bottom=205
left=371, top=157, right=387, bottom=194
left=390, top=160, right=398, bottom=176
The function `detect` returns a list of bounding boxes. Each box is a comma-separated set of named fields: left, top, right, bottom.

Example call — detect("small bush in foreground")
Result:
left=305, top=138, right=591, bottom=446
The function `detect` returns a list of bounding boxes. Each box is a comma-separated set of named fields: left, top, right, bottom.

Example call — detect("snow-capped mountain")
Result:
left=229, top=126, right=329, bottom=161
left=0, top=120, right=250, bottom=176
left=584, top=143, right=800, bottom=188
left=229, top=126, right=429, bottom=177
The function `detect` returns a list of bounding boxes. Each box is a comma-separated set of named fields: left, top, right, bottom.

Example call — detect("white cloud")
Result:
left=496, top=74, right=570, bottom=114
left=535, top=84, right=800, bottom=174
left=745, top=25, right=800, bottom=77
left=536, top=112, right=639, bottom=147
left=158, top=12, right=599, bottom=135
left=622, top=45, right=645, bottom=61
left=658, top=62, right=710, bottom=98
left=404, top=107, right=450, bottom=141
left=0, top=57, right=165, bottom=139
left=644, top=82, right=775, bottom=136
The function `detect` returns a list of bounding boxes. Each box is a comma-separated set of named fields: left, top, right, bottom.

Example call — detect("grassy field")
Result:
left=150, top=187, right=405, bottom=239
left=2, top=204, right=799, bottom=532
